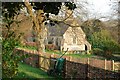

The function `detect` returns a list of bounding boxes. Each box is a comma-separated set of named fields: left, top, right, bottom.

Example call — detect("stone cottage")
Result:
left=45, top=9, right=91, bottom=51
left=46, top=23, right=91, bottom=51
left=9, top=9, right=91, bottom=52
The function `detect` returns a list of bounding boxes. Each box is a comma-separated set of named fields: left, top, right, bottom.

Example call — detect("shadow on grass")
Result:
left=14, top=72, right=61, bottom=80
left=14, top=72, right=36, bottom=79
left=1, top=63, right=63, bottom=80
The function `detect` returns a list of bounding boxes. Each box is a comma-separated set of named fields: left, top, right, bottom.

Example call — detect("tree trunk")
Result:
left=24, top=2, right=47, bottom=53
left=105, top=50, right=112, bottom=58
left=35, top=23, right=47, bottom=53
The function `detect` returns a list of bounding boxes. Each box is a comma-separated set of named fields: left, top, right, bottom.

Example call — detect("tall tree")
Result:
left=2, top=1, right=76, bottom=53
left=2, top=1, right=76, bottom=78
left=2, top=2, right=25, bottom=78
left=89, top=30, right=120, bottom=56
left=23, top=1, right=76, bottom=53
left=81, top=19, right=104, bottom=39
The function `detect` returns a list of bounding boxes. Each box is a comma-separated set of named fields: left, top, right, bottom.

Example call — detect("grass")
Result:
left=17, top=45, right=99, bottom=59
left=45, top=49, right=60, bottom=54
left=16, top=46, right=120, bottom=61
left=45, top=50, right=96, bottom=58
left=16, top=46, right=37, bottom=50
left=16, top=46, right=95, bottom=58
left=66, top=53, right=95, bottom=58
left=14, top=63, right=55, bottom=79
left=46, top=50, right=120, bottom=61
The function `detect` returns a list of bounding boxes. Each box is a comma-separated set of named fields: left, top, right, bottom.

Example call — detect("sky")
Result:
left=87, top=0, right=112, bottom=13
left=23, top=0, right=119, bottom=21
left=75, top=0, right=119, bottom=21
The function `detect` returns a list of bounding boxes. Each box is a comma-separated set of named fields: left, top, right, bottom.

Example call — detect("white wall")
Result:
left=62, top=44, right=85, bottom=51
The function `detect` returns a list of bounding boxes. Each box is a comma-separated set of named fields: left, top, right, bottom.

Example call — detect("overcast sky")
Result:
left=75, top=0, right=119, bottom=21
left=25, top=0, right=119, bottom=21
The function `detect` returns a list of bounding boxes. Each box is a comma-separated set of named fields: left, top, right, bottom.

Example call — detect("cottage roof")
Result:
left=46, top=22, right=69, bottom=36
left=46, top=17, right=83, bottom=36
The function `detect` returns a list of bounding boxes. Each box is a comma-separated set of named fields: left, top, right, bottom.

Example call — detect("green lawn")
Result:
left=66, top=53, right=95, bottom=58
left=16, top=46, right=37, bottom=50
left=46, top=50, right=120, bottom=61
left=17, top=46, right=103, bottom=59
left=46, top=50, right=97, bottom=58
left=14, top=63, right=55, bottom=79
left=45, top=49, right=60, bottom=54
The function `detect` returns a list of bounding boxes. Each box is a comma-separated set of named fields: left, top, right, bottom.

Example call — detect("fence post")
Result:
left=112, top=60, right=114, bottom=71
left=104, top=59, right=106, bottom=70
left=104, top=59, right=107, bottom=79
left=69, top=56, right=71, bottom=61
left=33, top=50, right=35, bottom=54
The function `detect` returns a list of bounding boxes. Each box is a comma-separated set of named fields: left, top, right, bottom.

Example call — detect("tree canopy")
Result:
left=81, top=19, right=104, bottom=39
left=2, top=2, right=77, bottom=78
left=89, top=30, right=120, bottom=54
left=2, top=2, right=24, bottom=19
left=2, top=2, right=76, bottom=19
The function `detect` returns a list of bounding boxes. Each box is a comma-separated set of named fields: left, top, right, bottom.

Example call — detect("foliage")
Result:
left=64, top=2, right=77, bottom=10
left=32, top=2, right=76, bottom=15
left=2, top=2, right=77, bottom=53
left=2, top=2, right=77, bottom=78
left=18, top=45, right=37, bottom=51
left=92, top=48, right=104, bottom=56
left=81, top=19, right=104, bottom=39
left=89, top=30, right=120, bottom=56
left=2, top=2, right=24, bottom=19
left=2, top=31, right=19, bottom=78
left=2, top=2, right=76, bottom=18
left=2, top=30, right=28, bottom=78
left=2, top=2, right=24, bottom=78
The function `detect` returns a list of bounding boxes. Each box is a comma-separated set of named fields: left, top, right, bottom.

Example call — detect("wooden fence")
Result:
left=16, top=48, right=120, bottom=79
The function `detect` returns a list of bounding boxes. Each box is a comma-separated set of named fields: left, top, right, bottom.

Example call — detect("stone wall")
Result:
left=62, top=27, right=91, bottom=51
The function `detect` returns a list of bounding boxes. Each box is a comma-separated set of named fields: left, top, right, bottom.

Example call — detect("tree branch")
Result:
left=24, top=1, right=40, bottom=33
left=49, top=18, right=80, bottom=27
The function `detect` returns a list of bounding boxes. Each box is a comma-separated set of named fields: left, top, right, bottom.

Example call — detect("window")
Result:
left=73, top=36, right=77, bottom=44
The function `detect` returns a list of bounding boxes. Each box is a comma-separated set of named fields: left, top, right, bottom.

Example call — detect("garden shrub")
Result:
left=2, top=31, right=27, bottom=78
left=88, top=50, right=92, bottom=54
left=104, top=50, right=113, bottom=58
left=92, top=48, right=104, bottom=56
left=89, top=30, right=120, bottom=57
